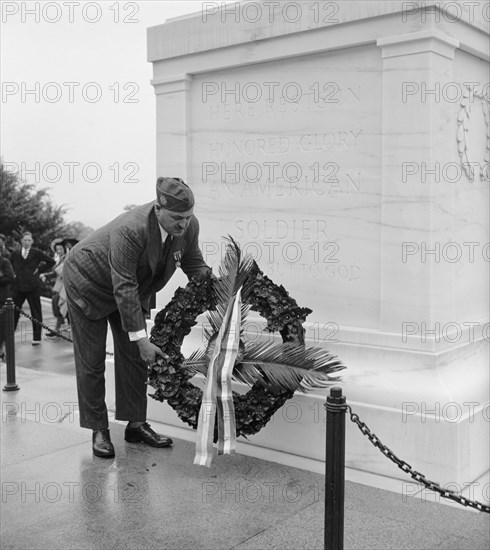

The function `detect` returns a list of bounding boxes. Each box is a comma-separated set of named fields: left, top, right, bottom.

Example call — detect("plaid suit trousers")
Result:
left=66, top=295, right=148, bottom=430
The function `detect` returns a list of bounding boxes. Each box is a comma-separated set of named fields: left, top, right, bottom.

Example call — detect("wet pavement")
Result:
left=1, top=300, right=489, bottom=550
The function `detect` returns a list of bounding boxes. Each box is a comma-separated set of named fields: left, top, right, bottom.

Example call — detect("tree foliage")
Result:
left=0, top=161, right=92, bottom=250
left=63, top=221, right=94, bottom=242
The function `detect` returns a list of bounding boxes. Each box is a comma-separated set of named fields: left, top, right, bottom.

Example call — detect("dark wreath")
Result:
left=148, top=245, right=344, bottom=441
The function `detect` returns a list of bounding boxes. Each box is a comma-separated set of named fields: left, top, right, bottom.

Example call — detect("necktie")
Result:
left=162, top=235, right=172, bottom=260
left=22, top=248, right=29, bottom=259
left=153, top=235, right=172, bottom=281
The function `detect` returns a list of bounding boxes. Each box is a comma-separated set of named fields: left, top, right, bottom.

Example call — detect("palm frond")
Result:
left=205, top=302, right=251, bottom=341
left=205, top=309, right=222, bottom=338
left=183, top=340, right=344, bottom=394
left=183, top=347, right=209, bottom=375
left=211, top=236, right=254, bottom=327
left=184, top=359, right=209, bottom=377
left=232, top=341, right=345, bottom=393
left=239, top=303, right=251, bottom=336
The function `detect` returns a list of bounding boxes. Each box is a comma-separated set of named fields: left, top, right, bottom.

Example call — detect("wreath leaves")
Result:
left=148, top=238, right=346, bottom=439
left=457, top=85, right=490, bottom=183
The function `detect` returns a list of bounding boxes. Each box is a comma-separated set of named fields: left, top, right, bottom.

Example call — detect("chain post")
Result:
left=3, top=298, right=19, bottom=392
left=324, top=386, right=346, bottom=550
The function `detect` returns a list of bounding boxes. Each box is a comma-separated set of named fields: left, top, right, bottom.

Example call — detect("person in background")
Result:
left=10, top=231, right=55, bottom=345
left=42, top=239, right=68, bottom=337
left=61, top=238, right=79, bottom=251
left=0, top=234, right=11, bottom=259
left=59, top=239, right=78, bottom=328
left=0, top=249, right=15, bottom=361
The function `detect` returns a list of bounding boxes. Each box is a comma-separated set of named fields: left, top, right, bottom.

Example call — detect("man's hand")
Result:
left=136, top=337, right=168, bottom=365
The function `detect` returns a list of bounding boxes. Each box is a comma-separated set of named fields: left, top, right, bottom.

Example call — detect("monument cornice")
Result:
left=148, top=1, right=487, bottom=62
left=150, top=75, right=191, bottom=95
left=377, top=30, right=460, bottom=60
left=149, top=16, right=487, bottom=80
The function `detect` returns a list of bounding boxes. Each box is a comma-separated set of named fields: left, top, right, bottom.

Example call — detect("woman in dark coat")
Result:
left=0, top=249, right=15, bottom=360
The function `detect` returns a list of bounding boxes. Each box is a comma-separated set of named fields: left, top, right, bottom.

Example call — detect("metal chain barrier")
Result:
left=13, top=305, right=114, bottom=356
left=326, top=401, right=490, bottom=513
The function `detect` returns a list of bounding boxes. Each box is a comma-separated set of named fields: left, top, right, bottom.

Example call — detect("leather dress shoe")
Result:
left=124, top=422, right=173, bottom=448
left=92, top=429, right=115, bottom=458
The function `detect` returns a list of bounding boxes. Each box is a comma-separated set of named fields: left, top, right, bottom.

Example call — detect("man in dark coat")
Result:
left=10, top=232, right=55, bottom=345
left=0, top=249, right=15, bottom=360
left=63, top=177, right=212, bottom=458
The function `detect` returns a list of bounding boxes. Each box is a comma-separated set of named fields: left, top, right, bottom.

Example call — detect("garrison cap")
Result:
left=156, top=177, right=195, bottom=212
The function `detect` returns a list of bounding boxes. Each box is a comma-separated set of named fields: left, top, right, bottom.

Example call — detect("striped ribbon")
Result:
left=193, top=288, right=242, bottom=467
left=217, top=289, right=241, bottom=456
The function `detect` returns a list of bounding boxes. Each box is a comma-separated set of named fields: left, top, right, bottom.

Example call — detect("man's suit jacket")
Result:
left=10, top=248, right=55, bottom=292
left=63, top=201, right=211, bottom=332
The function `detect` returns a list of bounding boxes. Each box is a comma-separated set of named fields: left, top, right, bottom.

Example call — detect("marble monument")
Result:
left=143, top=1, right=489, bottom=489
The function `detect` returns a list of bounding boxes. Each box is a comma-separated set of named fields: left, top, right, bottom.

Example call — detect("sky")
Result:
left=1, top=0, right=212, bottom=229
